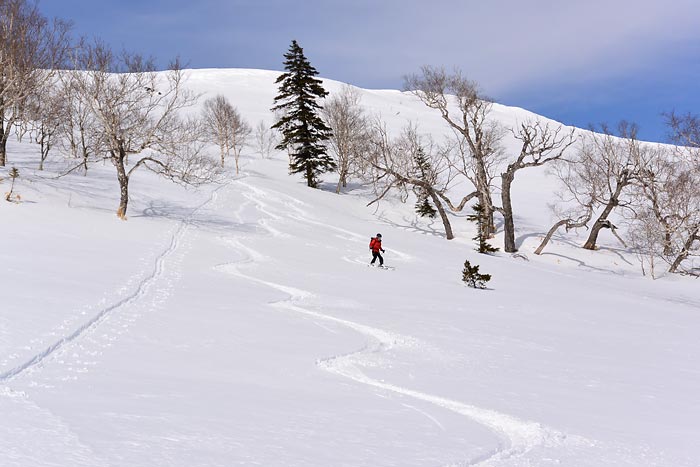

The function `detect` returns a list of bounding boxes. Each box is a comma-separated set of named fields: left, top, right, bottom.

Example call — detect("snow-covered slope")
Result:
left=0, top=69, right=698, bottom=467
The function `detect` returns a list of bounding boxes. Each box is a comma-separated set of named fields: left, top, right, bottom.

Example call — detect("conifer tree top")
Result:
left=272, top=40, right=327, bottom=109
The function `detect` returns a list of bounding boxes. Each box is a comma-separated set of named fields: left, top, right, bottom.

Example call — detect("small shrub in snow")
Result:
left=462, top=260, right=491, bottom=289
left=4, top=167, right=21, bottom=202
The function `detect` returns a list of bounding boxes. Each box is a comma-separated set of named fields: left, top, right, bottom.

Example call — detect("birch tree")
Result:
left=498, top=121, right=575, bottom=252
left=0, top=0, right=71, bottom=166
left=580, top=123, right=652, bottom=250
left=632, top=151, right=700, bottom=275
left=365, top=121, right=459, bottom=240
left=72, top=43, right=217, bottom=219
left=202, top=94, right=250, bottom=173
left=322, top=85, right=369, bottom=193
left=25, top=80, right=66, bottom=170
left=404, top=67, right=501, bottom=239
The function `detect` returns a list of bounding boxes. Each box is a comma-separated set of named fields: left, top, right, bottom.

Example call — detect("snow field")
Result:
left=0, top=69, right=698, bottom=466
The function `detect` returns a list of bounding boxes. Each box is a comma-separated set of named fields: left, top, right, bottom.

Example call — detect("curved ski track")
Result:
left=218, top=179, right=583, bottom=466
left=0, top=182, right=229, bottom=383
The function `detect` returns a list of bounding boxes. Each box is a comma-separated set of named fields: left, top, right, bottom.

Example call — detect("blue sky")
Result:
left=40, top=0, right=700, bottom=142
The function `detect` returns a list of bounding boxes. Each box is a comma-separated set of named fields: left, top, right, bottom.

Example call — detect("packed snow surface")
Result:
left=1, top=69, right=698, bottom=467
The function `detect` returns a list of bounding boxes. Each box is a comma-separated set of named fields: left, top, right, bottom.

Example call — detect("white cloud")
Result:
left=303, top=0, right=700, bottom=94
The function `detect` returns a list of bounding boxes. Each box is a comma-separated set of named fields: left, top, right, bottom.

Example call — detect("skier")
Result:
left=369, top=233, right=385, bottom=267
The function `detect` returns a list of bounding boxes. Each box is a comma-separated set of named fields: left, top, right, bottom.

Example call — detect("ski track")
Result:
left=218, top=179, right=582, bottom=467
left=0, top=182, right=229, bottom=384
left=238, top=179, right=414, bottom=261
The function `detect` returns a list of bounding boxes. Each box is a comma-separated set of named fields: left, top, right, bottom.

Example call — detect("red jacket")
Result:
left=369, top=237, right=383, bottom=253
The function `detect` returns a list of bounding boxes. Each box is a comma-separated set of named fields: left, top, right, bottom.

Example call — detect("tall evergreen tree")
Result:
left=271, top=40, right=333, bottom=188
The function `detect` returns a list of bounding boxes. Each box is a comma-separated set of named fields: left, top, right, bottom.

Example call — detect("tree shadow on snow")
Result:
left=135, top=200, right=264, bottom=235
left=538, top=252, right=627, bottom=276
left=377, top=214, right=447, bottom=239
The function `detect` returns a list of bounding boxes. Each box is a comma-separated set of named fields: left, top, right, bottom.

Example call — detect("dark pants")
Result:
left=371, top=251, right=383, bottom=266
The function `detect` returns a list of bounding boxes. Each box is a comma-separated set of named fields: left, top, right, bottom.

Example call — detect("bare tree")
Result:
left=201, top=94, right=250, bottom=173
left=657, top=113, right=700, bottom=274
left=253, top=120, right=279, bottom=159
left=577, top=123, right=652, bottom=250
left=322, top=85, right=369, bottom=193
left=537, top=123, right=656, bottom=254
left=534, top=152, right=600, bottom=256
left=0, top=0, right=71, bottom=166
left=497, top=121, right=576, bottom=252
left=364, top=120, right=461, bottom=240
left=57, top=65, right=105, bottom=175
left=23, top=79, right=67, bottom=170
left=71, top=42, right=217, bottom=219
left=404, top=66, right=501, bottom=239
left=665, top=111, right=700, bottom=150
left=633, top=153, right=700, bottom=274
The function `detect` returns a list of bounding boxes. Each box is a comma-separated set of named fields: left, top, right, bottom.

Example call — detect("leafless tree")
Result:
left=627, top=209, right=664, bottom=278
left=632, top=151, right=699, bottom=274
left=71, top=42, right=218, bottom=219
left=404, top=66, right=501, bottom=239
left=201, top=94, right=250, bottom=173
left=0, top=0, right=71, bottom=166
left=21, top=79, right=68, bottom=170
left=656, top=112, right=700, bottom=274
left=568, top=123, right=651, bottom=250
left=253, top=120, right=279, bottom=159
left=536, top=123, right=657, bottom=254
left=322, top=85, right=370, bottom=193
left=534, top=147, right=603, bottom=256
left=364, top=119, right=461, bottom=239
left=497, top=121, right=576, bottom=252
left=665, top=111, right=700, bottom=150
left=56, top=65, right=105, bottom=175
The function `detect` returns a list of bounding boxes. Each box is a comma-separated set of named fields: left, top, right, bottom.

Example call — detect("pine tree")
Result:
left=462, top=260, right=491, bottom=289
left=271, top=40, right=334, bottom=188
left=467, top=203, right=499, bottom=254
left=415, top=197, right=437, bottom=218
left=412, top=147, right=437, bottom=218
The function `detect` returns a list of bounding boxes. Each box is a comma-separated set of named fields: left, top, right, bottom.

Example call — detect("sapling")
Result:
left=4, top=167, right=20, bottom=202
left=462, top=260, right=491, bottom=289
left=467, top=203, right=499, bottom=254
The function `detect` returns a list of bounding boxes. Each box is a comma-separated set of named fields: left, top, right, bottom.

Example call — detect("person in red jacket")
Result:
left=369, top=233, right=385, bottom=266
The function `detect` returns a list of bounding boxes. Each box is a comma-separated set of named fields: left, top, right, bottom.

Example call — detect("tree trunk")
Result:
left=115, top=150, right=130, bottom=220
left=39, top=129, right=48, bottom=171
left=584, top=176, right=628, bottom=250
left=475, top=160, right=495, bottom=237
left=0, top=118, right=6, bottom=167
left=80, top=128, right=89, bottom=175
left=535, top=208, right=593, bottom=255
left=336, top=164, right=347, bottom=194
left=428, top=189, right=454, bottom=240
left=220, top=143, right=226, bottom=168
left=535, top=220, right=570, bottom=255
left=500, top=172, right=516, bottom=252
left=669, top=225, right=699, bottom=273
left=233, top=148, right=240, bottom=175
left=306, top=163, right=315, bottom=188
left=583, top=200, right=617, bottom=250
